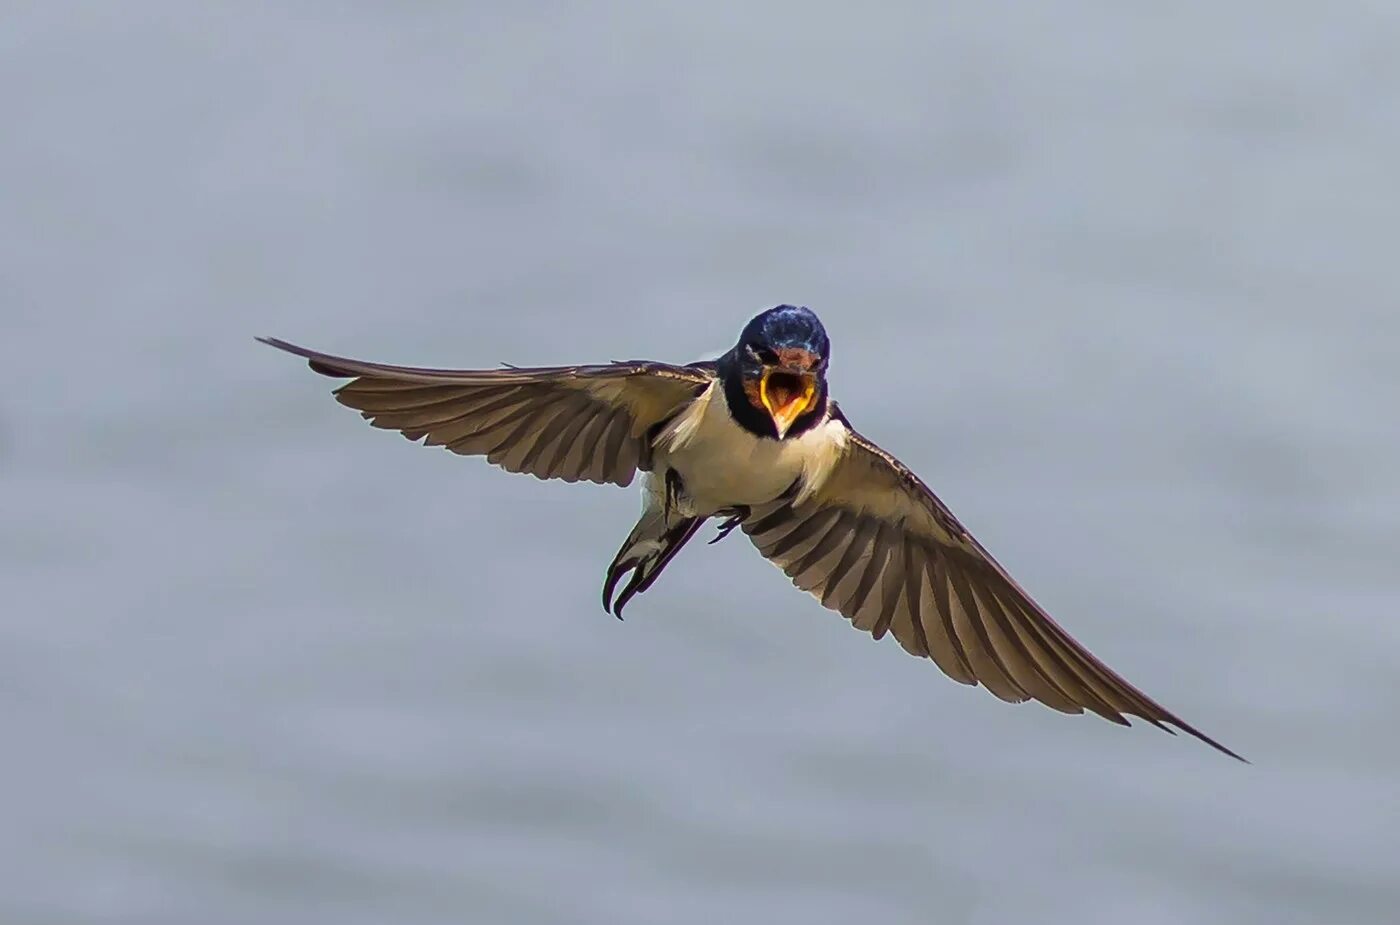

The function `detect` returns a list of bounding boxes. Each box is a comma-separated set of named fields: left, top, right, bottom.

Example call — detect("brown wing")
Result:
left=742, top=411, right=1244, bottom=761
left=259, top=337, right=712, bottom=486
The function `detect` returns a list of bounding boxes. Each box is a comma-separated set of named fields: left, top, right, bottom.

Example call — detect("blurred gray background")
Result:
left=4, top=2, right=1398, bottom=923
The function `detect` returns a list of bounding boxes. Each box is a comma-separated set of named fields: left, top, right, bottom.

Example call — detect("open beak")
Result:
left=759, top=367, right=818, bottom=438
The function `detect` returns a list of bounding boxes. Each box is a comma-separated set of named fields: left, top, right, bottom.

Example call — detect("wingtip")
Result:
left=260, top=335, right=309, bottom=356
left=1213, top=740, right=1251, bottom=764
left=1173, top=721, right=1249, bottom=763
left=255, top=336, right=357, bottom=378
left=256, top=335, right=303, bottom=354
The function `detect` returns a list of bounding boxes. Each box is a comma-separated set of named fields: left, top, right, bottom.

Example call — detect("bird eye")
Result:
left=746, top=344, right=778, bottom=365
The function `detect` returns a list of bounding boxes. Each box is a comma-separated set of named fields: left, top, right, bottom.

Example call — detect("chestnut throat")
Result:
left=717, top=351, right=828, bottom=441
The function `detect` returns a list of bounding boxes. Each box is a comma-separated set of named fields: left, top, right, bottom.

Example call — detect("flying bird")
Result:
left=259, top=305, right=1242, bottom=760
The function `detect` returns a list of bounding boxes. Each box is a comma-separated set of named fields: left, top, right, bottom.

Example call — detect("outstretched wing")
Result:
left=742, top=408, right=1243, bottom=760
left=259, top=337, right=713, bottom=486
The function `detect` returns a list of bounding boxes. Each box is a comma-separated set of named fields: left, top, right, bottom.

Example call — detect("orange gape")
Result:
left=759, top=367, right=817, bottom=438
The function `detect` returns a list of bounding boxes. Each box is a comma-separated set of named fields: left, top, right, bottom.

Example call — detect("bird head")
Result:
left=728, top=305, right=830, bottom=439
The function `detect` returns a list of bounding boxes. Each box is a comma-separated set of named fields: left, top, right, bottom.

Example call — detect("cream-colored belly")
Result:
left=652, top=382, right=846, bottom=515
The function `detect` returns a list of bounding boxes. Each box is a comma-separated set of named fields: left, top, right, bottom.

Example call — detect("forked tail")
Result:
left=602, top=511, right=706, bottom=618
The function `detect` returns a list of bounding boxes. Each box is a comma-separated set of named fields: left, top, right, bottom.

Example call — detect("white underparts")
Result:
left=650, top=380, right=848, bottom=517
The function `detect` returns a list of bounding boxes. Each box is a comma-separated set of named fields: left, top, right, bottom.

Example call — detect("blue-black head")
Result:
left=721, top=305, right=831, bottom=440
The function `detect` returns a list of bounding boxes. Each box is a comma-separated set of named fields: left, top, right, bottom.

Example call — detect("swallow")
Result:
left=259, top=304, right=1242, bottom=760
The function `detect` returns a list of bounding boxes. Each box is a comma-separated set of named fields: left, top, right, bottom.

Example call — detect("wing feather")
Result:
left=259, top=337, right=712, bottom=487
left=922, top=549, right=978, bottom=685
left=742, top=408, right=1244, bottom=760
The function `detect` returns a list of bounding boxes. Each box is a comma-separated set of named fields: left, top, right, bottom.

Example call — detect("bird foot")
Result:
left=708, top=507, right=749, bottom=544
left=602, top=555, right=647, bottom=620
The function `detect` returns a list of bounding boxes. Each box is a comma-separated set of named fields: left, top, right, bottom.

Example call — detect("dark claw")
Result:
left=602, top=513, right=704, bottom=619
left=612, top=565, right=650, bottom=618
left=602, top=559, right=638, bottom=619
left=708, top=507, right=749, bottom=545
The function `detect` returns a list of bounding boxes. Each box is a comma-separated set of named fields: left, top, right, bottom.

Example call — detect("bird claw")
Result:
left=602, top=556, right=645, bottom=619
left=708, top=507, right=748, bottom=545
